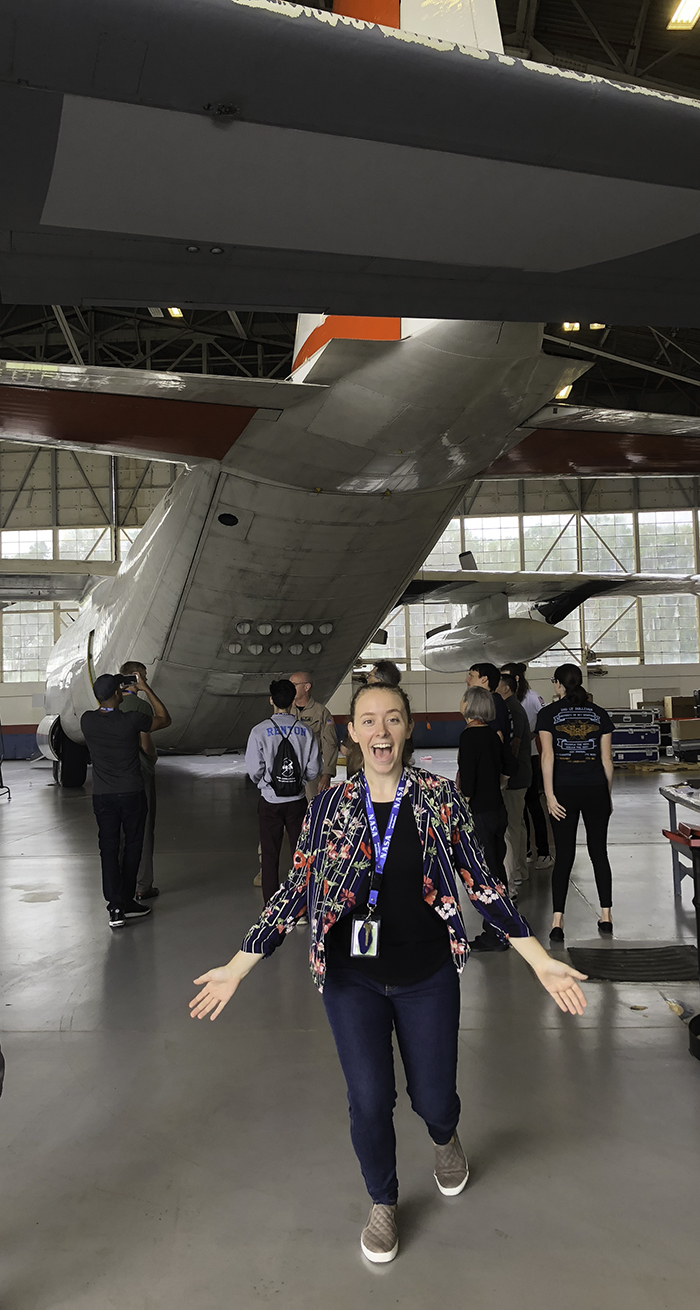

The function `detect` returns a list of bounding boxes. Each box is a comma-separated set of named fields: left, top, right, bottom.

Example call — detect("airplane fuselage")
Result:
left=45, top=320, right=578, bottom=748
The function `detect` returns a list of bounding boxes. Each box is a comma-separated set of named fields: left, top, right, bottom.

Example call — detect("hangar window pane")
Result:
left=361, top=609, right=407, bottom=664
left=1, top=602, right=55, bottom=682
left=463, top=516, right=520, bottom=571
left=422, top=519, right=462, bottom=571
left=119, top=527, right=140, bottom=560
left=642, top=595, right=699, bottom=663
left=584, top=596, right=639, bottom=665
left=638, top=511, right=694, bottom=572
left=0, top=529, right=53, bottom=560
left=581, top=514, right=635, bottom=573
left=523, top=515, right=577, bottom=572
left=57, top=527, right=112, bottom=560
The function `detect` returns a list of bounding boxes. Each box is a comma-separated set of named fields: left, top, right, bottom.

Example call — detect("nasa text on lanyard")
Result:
left=350, top=771, right=407, bottom=959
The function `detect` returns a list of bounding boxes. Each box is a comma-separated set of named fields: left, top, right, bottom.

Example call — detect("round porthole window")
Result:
left=319, top=623, right=333, bottom=635
left=278, top=622, right=293, bottom=634
left=308, top=642, right=323, bottom=655
left=248, top=643, right=264, bottom=656
left=257, top=622, right=273, bottom=635
left=289, top=643, right=303, bottom=655
left=218, top=513, right=239, bottom=526
left=269, top=643, right=282, bottom=655
left=236, top=621, right=251, bottom=635
left=299, top=623, right=314, bottom=635
left=228, top=642, right=242, bottom=654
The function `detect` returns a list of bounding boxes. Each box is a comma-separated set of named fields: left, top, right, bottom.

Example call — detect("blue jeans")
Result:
left=323, top=961, right=461, bottom=1204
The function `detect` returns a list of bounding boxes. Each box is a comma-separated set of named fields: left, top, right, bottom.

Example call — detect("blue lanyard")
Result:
left=362, top=771, right=407, bottom=910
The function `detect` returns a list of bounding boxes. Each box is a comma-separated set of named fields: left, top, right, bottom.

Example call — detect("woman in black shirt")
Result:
left=536, top=663, right=614, bottom=943
left=458, top=686, right=509, bottom=952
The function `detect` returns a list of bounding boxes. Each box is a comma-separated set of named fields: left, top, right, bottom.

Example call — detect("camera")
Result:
left=120, top=674, right=138, bottom=686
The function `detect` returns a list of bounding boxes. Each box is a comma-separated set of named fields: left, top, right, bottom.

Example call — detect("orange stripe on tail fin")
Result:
left=292, top=315, right=401, bottom=373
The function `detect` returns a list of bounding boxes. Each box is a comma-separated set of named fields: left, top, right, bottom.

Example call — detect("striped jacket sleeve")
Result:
left=240, top=803, right=315, bottom=957
left=449, top=787, right=532, bottom=942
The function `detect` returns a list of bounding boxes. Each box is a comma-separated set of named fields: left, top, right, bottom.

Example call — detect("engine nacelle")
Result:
left=422, top=616, right=568, bottom=672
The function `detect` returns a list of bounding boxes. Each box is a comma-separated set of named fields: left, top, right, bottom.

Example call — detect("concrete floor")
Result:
left=0, top=753, right=699, bottom=1309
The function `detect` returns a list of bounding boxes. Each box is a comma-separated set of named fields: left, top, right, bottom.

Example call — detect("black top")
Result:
left=536, top=697, right=614, bottom=787
left=326, top=794, right=451, bottom=986
left=81, top=707, right=153, bottom=794
left=458, top=726, right=506, bottom=815
left=491, top=694, right=512, bottom=743
left=503, top=695, right=533, bottom=791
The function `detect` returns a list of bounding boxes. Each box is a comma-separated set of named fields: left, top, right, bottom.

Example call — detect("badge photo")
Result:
left=351, top=915, right=381, bottom=958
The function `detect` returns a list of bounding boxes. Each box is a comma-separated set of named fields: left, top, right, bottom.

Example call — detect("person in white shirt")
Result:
left=501, top=662, right=552, bottom=869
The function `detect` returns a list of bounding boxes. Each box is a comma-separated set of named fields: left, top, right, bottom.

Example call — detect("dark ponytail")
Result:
left=501, top=661, right=529, bottom=702
left=554, top=663, right=589, bottom=706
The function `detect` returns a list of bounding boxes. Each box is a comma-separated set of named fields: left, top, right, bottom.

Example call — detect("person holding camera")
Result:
left=119, top=660, right=160, bottom=901
left=81, top=671, right=172, bottom=929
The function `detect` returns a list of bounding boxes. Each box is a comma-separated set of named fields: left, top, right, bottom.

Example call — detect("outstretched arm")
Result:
left=448, top=787, right=587, bottom=1016
left=509, top=936, right=587, bottom=1016
left=190, top=950, right=263, bottom=1021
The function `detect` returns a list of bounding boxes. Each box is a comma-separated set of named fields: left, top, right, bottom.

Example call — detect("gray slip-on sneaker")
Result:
left=360, top=1204, right=399, bottom=1263
left=434, top=1132, right=469, bottom=1196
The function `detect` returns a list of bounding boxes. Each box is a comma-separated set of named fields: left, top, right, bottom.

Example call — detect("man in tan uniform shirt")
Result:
left=289, top=671, right=339, bottom=799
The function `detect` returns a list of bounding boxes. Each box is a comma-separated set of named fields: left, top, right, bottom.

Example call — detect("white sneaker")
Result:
left=535, top=855, right=553, bottom=869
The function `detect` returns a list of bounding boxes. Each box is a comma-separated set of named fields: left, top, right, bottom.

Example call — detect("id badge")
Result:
left=351, top=915, right=381, bottom=958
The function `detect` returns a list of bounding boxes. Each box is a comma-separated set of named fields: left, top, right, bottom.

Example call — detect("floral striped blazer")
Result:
left=242, top=766, right=531, bottom=991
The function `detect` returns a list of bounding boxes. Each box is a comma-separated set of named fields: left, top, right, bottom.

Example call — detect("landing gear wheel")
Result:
left=56, top=730, right=89, bottom=788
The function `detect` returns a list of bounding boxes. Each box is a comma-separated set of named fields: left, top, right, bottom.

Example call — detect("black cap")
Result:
left=93, top=673, right=122, bottom=702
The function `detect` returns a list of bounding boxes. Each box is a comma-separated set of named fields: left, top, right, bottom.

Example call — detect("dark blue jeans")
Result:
left=323, top=961, right=461, bottom=1204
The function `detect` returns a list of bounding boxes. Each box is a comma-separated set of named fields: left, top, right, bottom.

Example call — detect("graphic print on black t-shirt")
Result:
left=536, top=699, right=614, bottom=787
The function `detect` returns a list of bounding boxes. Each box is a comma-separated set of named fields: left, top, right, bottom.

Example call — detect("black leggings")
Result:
left=551, top=784, right=613, bottom=914
left=524, top=755, right=550, bottom=857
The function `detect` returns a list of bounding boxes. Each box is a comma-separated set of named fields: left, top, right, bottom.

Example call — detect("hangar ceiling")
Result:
left=497, top=0, right=700, bottom=97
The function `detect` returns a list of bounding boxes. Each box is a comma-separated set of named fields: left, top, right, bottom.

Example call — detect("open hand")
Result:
left=534, top=958, right=588, bottom=1015
left=189, top=966, right=241, bottom=1021
left=546, top=793, right=566, bottom=821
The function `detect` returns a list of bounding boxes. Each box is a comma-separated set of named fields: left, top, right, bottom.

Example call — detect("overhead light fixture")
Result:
left=589, top=323, right=607, bottom=330
left=555, top=384, right=573, bottom=400
left=168, top=307, right=184, bottom=318
left=148, top=307, right=164, bottom=318
left=668, top=1, right=700, bottom=30
left=562, top=322, right=580, bottom=332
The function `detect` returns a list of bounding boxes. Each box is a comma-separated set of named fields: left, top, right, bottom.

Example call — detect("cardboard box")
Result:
left=664, top=696, right=696, bottom=720
left=630, top=687, right=679, bottom=709
left=671, top=719, right=700, bottom=741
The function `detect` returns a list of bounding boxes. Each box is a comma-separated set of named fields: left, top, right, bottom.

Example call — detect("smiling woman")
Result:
left=189, top=683, right=588, bottom=1265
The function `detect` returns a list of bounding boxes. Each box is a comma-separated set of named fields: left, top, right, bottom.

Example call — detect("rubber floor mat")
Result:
left=568, top=946, right=699, bottom=982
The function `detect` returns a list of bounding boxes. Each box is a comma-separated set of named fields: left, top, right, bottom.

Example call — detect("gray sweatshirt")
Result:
left=245, top=713, right=320, bottom=804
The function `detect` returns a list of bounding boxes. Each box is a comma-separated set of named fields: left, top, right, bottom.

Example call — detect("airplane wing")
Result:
left=0, top=559, right=118, bottom=606
left=403, top=570, right=700, bottom=624
left=0, top=361, right=325, bottom=463
left=480, top=403, right=700, bottom=478
left=4, top=0, right=700, bottom=320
